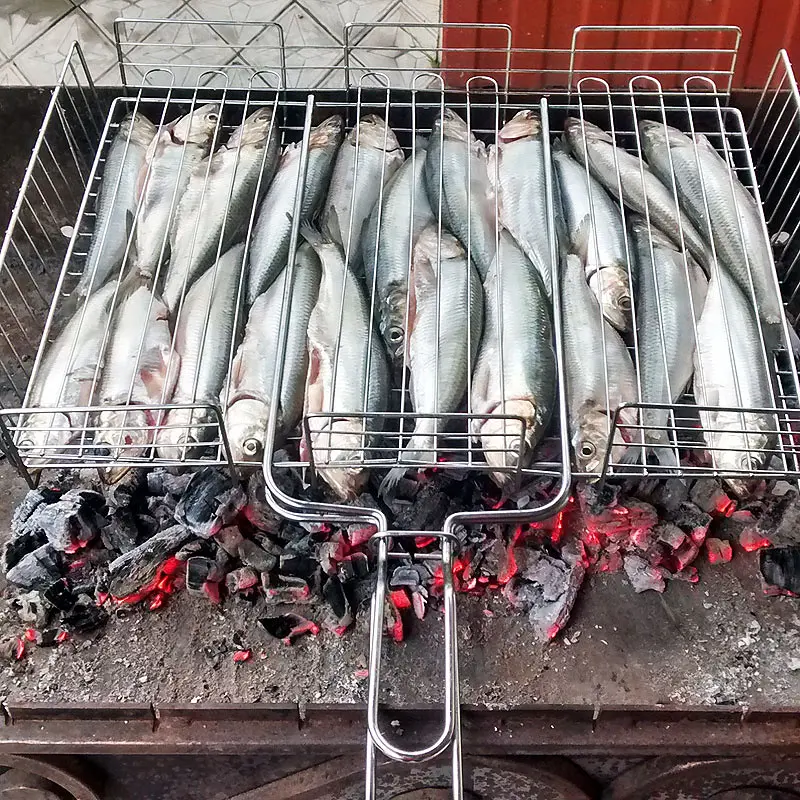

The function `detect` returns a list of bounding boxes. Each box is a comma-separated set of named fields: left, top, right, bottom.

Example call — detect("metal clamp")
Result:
left=365, top=530, right=462, bottom=800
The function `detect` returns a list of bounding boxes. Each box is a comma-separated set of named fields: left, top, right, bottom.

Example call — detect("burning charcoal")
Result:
left=185, top=556, right=216, bottom=594
left=238, top=539, right=277, bottom=573
left=322, top=575, right=353, bottom=633
left=107, top=524, right=195, bottom=599
left=175, top=468, right=246, bottom=538
left=43, top=579, right=77, bottom=611
left=215, top=525, right=245, bottom=557
left=242, top=472, right=281, bottom=533
left=338, top=552, right=370, bottom=583
left=670, top=538, right=701, bottom=571
left=389, top=565, right=426, bottom=591
left=214, top=546, right=232, bottom=579
left=739, top=526, right=771, bottom=552
left=623, top=554, right=666, bottom=593
left=225, top=567, right=259, bottom=594
left=62, top=597, right=108, bottom=633
left=654, top=522, right=686, bottom=551
left=258, top=613, right=319, bottom=644
left=10, top=488, right=60, bottom=536
left=23, top=490, right=106, bottom=553
left=392, top=481, right=451, bottom=532
left=100, top=511, right=140, bottom=554
left=664, top=502, right=712, bottom=539
left=577, top=481, right=620, bottom=515
left=706, top=537, right=733, bottom=564
left=318, top=533, right=349, bottom=575
left=384, top=591, right=409, bottom=642
left=262, top=574, right=313, bottom=604
left=690, top=478, right=735, bottom=516
left=145, top=495, right=177, bottom=530
left=6, top=545, right=63, bottom=591
left=760, top=546, right=800, bottom=594
left=11, top=591, right=51, bottom=628
left=343, top=493, right=380, bottom=546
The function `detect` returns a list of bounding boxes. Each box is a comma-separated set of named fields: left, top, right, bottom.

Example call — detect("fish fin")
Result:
left=617, top=443, right=643, bottom=466
left=551, top=135, right=569, bottom=153
left=379, top=466, right=408, bottom=500
left=649, top=444, right=680, bottom=469
left=320, top=208, right=343, bottom=247
left=299, top=221, right=325, bottom=250
left=571, top=215, right=592, bottom=263
left=303, top=343, right=324, bottom=417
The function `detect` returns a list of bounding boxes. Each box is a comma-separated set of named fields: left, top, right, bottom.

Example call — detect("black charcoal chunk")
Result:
left=3, top=527, right=48, bottom=573
left=63, top=600, right=108, bottom=633
left=43, top=579, right=77, bottom=612
left=175, top=468, right=245, bottom=538
left=323, top=575, right=353, bottom=629
left=6, top=544, right=63, bottom=590
left=238, top=539, right=277, bottom=573
left=23, top=490, right=106, bottom=552
left=10, top=488, right=60, bottom=536
left=185, top=556, right=216, bottom=594
left=760, top=546, right=800, bottom=594
left=100, top=511, right=140, bottom=554
left=107, top=524, right=194, bottom=599
left=243, top=472, right=282, bottom=532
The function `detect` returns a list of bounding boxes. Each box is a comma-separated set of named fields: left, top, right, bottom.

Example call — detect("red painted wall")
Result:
left=442, top=0, right=800, bottom=89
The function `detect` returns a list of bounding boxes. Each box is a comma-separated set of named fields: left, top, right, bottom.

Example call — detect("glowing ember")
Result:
left=232, top=649, right=252, bottom=663
left=112, top=556, right=184, bottom=607
left=14, top=638, right=25, bottom=660
left=55, top=631, right=69, bottom=643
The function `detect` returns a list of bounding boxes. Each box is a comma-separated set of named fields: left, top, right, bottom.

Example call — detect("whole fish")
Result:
left=694, top=267, right=777, bottom=487
left=76, top=112, right=156, bottom=297
left=301, top=225, right=390, bottom=500
left=471, top=231, right=556, bottom=486
left=156, top=244, right=246, bottom=460
left=94, top=282, right=177, bottom=481
left=224, top=243, right=321, bottom=462
left=426, top=109, right=497, bottom=280
left=163, top=107, right=281, bottom=312
left=381, top=226, right=484, bottom=496
left=488, top=110, right=553, bottom=295
left=321, top=115, right=404, bottom=267
left=361, top=147, right=434, bottom=366
left=247, top=115, right=343, bottom=305
left=133, top=103, right=220, bottom=277
left=638, top=120, right=784, bottom=328
left=564, top=117, right=711, bottom=273
left=554, top=140, right=633, bottom=332
left=562, top=253, right=639, bottom=475
left=631, top=216, right=708, bottom=467
left=17, top=283, right=118, bottom=462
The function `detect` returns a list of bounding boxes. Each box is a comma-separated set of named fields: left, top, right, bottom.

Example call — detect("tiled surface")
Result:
left=0, top=0, right=443, bottom=87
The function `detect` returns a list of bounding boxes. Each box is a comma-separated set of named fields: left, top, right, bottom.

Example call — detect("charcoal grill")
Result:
left=0, top=18, right=799, bottom=799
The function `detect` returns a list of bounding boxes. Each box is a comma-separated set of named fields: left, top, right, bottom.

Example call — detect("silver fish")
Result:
left=162, top=107, right=281, bottom=312
left=247, top=115, right=343, bottom=305
left=631, top=216, right=708, bottom=468
left=156, top=244, right=246, bottom=460
left=321, top=115, right=404, bottom=267
left=471, top=231, right=556, bottom=486
left=361, top=147, right=434, bottom=366
left=301, top=225, right=391, bottom=500
left=381, top=226, right=484, bottom=495
left=224, top=243, right=321, bottom=462
left=94, top=282, right=177, bottom=481
left=639, top=120, right=784, bottom=327
left=17, top=283, right=118, bottom=462
left=133, top=103, right=220, bottom=277
left=562, top=252, right=639, bottom=475
left=426, top=109, right=496, bottom=280
left=694, top=266, right=777, bottom=485
left=564, top=118, right=711, bottom=273
left=76, top=112, right=156, bottom=297
left=554, top=140, right=633, bottom=332
left=488, top=110, right=553, bottom=295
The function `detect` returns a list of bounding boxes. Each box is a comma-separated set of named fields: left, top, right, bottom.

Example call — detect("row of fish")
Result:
left=20, top=99, right=787, bottom=492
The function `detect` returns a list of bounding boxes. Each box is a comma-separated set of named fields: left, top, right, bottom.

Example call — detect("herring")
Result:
left=301, top=224, right=391, bottom=500
left=564, top=117, right=711, bottom=272
left=162, top=107, right=280, bottom=312
left=638, top=120, right=784, bottom=328
left=133, top=103, right=220, bottom=277
left=471, top=231, right=556, bottom=486
left=224, top=242, right=321, bottom=462
left=76, top=112, right=156, bottom=297
left=247, top=115, right=342, bottom=305
left=562, top=252, right=639, bottom=475
left=488, top=110, right=553, bottom=296
left=361, top=147, right=434, bottom=366
left=381, top=226, right=484, bottom=496
left=631, top=216, right=707, bottom=467
left=156, top=244, right=247, bottom=460
left=553, top=139, right=633, bottom=332
left=425, top=109, right=497, bottom=280
left=321, top=115, right=404, bottom=267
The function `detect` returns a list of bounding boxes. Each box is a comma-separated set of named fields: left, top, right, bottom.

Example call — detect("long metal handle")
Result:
left=365, top=530, right=462, bottom=800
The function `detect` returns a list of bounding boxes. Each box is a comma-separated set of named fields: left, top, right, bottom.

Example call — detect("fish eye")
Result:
left=207, top=112, right=219, bottom=123
left=18, top=438, right=34, bottom=450
left=389, top=327, right=404, bottom=343
left=618, top=294, right=632, bottom=311
left=580, top=441, right=596, bottom=458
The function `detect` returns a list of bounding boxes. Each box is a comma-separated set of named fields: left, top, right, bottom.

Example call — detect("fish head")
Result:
left=480, top=400, right=543, bottom=487
left=120, top=112, right=157, bottom=149
left=498, top=110, right=541, bottom=145
left=589, top=266, right=633, bottom=332
left=573, top=406, right=631, bottom=475
left=414, top=225, right=465, bottom=265
left=309, top=419, right=368, bottom=500
left=171, top=103, right=221, bottom=147
left=228, top=106, right=276, bottom=148
left=710, top=426, right=774, bottom=477
left=310, top=115, right=345, bottom=148
left=16, top=413, right=74, bottom=463
left=154, top=408, right=216, bottom=462
left=93, top=408, right=155, bottom=463
left=353, top=114, right=403, bottom=159
left=225, top=398, right=271, bottom=463
left=564, top=117, right=614, bottom=156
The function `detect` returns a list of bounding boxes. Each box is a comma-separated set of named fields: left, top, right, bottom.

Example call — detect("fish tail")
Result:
left=378, top=432, right=438, bottom=500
